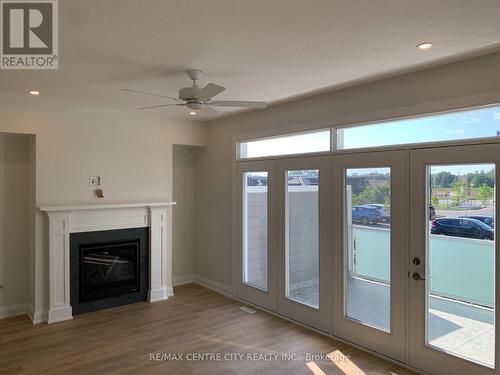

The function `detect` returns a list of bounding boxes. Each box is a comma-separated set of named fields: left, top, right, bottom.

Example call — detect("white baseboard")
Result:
left=193, top=275, right=233, bottom=298
left=165, top=285, right=174, bottom=298
left=10, top=275, right=230, bottom=324
left=48, top=306, right=73, bottom=324
left=0, top=303, right=30, bottom=320
left=28, top=308, right=48, bottom=325
left=173, top=274, right=195, bottom=286
left=148, top=287, right=168, bottom=303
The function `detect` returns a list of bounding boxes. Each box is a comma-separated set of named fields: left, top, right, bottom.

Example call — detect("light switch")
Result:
left=89, top=176, right=102, bottom=187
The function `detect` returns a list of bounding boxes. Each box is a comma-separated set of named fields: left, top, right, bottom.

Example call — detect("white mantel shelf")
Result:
left=40, top=201, right=176, bottom=324
left=39, top=202, right=176, bottom=212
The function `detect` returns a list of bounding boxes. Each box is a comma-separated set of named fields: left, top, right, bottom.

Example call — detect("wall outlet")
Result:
left=89, top=176, right=102, bottom=187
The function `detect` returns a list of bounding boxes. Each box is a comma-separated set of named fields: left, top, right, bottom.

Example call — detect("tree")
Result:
left=352, top=185, right=390, bottom=205
left=431, top=195, right=439, bottom=211
left=451, top=181, right=466, bottom=206
left=478, top=183, right=494, bottom=206
left=384, top=195, right=391, bottom=215
left=469, top=170, right=495, bottom=188
left=351, top=193, right=361, bottom=207
left=433, top=171, right=457, bottom=188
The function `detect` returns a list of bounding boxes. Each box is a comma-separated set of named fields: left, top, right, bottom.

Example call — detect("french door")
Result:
left=276, top=156, right=332, bottom=333
left=331, top=150, right=408, bottom=361
left=236, top=160, right=277, bottom=311
left=236, top=142, right=500, bottom=374
left=236, top=156, right=331, bottom=331
left=409, top=143, right=500, bottom=375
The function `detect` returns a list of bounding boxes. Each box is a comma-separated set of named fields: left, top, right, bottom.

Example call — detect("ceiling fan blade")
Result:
left=197, top=83, right=225, bottom=102
left=199, top=106, right=219, bottom=117
left=209, top=100, right=267, bottom=108
left=122, top=88, right=182, bottom=102
left=138, top=103, right=185, bottom=110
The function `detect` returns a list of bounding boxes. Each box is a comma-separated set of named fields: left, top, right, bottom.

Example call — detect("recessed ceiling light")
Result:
left=29, top=90, right=40, bottom=96
left=189, top=111, right=197, bottom=116
left=417, top=42, right=433, bottom=50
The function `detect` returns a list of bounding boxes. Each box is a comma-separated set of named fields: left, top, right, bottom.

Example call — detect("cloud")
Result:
left=461, top=116, right=482, bottom=124
left=445, top=129, right=465, bottom=135
left=494, top=112, right=500, bottom=121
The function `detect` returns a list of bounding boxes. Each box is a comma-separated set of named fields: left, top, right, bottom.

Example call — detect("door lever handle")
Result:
left=412, top=272, right=426, bottom=281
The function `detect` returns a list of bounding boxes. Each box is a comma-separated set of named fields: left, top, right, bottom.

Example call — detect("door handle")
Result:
left=412, top=272, right=426, bottom=281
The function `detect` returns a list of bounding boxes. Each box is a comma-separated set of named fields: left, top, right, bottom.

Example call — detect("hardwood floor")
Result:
left=0, top=284, right=416, bottom=374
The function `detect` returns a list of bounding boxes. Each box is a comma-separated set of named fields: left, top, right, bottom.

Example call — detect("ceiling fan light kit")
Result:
left=123, top=70, right=268, bottom=116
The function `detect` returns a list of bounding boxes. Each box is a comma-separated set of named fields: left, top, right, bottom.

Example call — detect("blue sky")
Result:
left=340, top=106, right=500, bottom=149
left=340, top=105, right=499, bottom=174
left=345, top=165, right=494, bottom=176
left=347, top=167, right=390, bottom=176
left=429, top=164, right=495, bottom=175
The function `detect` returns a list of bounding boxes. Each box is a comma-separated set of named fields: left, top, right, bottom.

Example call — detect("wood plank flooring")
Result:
left=0, top=284, right=416, bottom=374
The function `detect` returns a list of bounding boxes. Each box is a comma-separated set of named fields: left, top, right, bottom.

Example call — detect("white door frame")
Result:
left=236, top=160, right=277, bottom=311
left=276, top=156, right=332, bottom=333
left=409, top=143, right=500, bottom=375
left=332, top=150, right=409, bottom=362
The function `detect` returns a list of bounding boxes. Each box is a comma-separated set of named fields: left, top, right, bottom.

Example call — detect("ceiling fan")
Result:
left=122, top=69, right=268, bottom=116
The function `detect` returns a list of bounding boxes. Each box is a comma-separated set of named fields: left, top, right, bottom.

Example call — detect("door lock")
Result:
left=412, top=257, right=421, bottom=265
left=412, top=272, right=426, bottom=281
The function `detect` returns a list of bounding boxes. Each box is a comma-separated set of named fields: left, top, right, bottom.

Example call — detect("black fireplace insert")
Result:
left=70, top=228, right=149, bottom=314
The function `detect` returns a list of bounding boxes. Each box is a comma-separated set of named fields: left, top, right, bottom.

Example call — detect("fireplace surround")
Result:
left=40, top=202, right=176, bottom=324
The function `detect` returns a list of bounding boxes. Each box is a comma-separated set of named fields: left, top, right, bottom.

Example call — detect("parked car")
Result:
left=352, top=205, right=381, bottom=225
left=365, top=204, right=390, bottom=222
left=429, top=204, right=436, bottom=220
left=459, top=215, right=494, bottom=228
left=431, top=217, right=494, bottom=240
left=246, top=175, right=268, bottom=186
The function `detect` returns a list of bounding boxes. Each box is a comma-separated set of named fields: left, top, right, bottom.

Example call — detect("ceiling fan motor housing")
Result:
left=179, top=86, right=200, bottom=101
left=186, top=101, right=203, bottom=110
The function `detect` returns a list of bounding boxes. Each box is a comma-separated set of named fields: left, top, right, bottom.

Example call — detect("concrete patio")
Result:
left=291, top=276, right=495, bottom=368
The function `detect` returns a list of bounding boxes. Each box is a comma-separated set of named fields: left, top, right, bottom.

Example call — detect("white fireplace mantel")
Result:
left=40, top=202, right=176, bottom=324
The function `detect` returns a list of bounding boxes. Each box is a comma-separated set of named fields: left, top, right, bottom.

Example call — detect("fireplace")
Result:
left=70, top=228, right=149, bottom=315
left=80, top=240, right=139, bottom=302
left=40, top=202, right=174, bottom=324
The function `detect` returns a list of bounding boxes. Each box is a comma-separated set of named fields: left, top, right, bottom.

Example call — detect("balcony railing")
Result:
left=351, top=225, right=494, bottom=308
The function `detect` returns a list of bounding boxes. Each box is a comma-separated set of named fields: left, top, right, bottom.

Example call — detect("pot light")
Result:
left=417, top=42, right=433, bottom=50
left=189, top=111, right=197, bottom=116
left=29, top=90, right=40, bottom=96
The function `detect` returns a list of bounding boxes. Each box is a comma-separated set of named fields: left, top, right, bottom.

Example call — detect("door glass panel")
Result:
left=285, top=169, right=319, bottom=308
left=427, top=164, right=495, bottom=368
left=242, top=172, right=268, bottom=290
left=345, top=167, right=391, bottom=332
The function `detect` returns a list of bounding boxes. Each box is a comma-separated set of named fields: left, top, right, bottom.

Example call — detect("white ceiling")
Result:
left=1, top=0, right=500, bottom=121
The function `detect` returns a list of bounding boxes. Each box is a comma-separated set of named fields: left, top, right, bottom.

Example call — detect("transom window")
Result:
left=336, top=105, right=500, bottom=150
left=238, top=130, right=330, bottom=159
left=237, top=104, right=500, bottom=159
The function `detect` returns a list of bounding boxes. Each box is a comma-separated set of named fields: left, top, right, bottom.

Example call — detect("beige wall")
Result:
left=0, top=134, right=35, bottom=315
left=3, top=51, right=500, bottom=318
left=0, top=95, right=206, bottom=319
left=196, top=51, right=500, bottom=290
left=172, top=145, right=199, bottom=283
